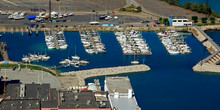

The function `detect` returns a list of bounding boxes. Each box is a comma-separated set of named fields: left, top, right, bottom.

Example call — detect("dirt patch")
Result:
left=0, top=0, right=126, bottom=12
left=135, top=0, right=206, bottom=19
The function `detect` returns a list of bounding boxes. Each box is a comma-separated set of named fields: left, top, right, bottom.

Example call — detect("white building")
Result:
left=170, top=16, right=192, bottom=26
left=105, top=77, right=141, bottom=110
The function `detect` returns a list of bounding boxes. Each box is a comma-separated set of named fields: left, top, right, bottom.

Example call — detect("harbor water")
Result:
left=179, top=0, right=220, bottom=14
left=1, top=31, right=220, bottom=110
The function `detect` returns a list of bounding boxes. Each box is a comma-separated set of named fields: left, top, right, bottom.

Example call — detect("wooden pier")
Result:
left=0, top=42, right=9, bottom=61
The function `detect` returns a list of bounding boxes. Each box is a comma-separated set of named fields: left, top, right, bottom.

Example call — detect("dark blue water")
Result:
left=1, top=31, right=220, bottom=110
left=179, top=0, right=220, bottom=14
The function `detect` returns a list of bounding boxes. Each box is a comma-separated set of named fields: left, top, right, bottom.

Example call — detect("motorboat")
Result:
left=79, top=60, right=89, bottom=66
left=131, top=60, right=139, bottom=65
left=105, top=16, right=112, bottom=20
left=59, top=59, right=71, bottom=64
left=72, top=55, right=80, bottom=62
left=90, top=21, right=99, bottom=25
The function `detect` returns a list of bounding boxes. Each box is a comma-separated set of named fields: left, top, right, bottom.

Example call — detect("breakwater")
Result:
left=0, top=25, right=220, bottom=33
left=0, top=42, right=9, bottom=61
left=61, top=64, right=150, bottom=86
left=191, top=26, right=220, bottom=73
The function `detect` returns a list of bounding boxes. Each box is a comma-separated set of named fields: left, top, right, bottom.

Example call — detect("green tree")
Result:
left=163, top=18, right=170, bottom=26
left=210, top=17, right=215, bottom=23
left=201, top=17, right=207, bottom=23
left=159, top=17, right=163, bottom=24
left=192, top=16, right=198, bottom=23
left=197, top=4, right=206, bottom=13
left=184, top=2, right=192, bottom=9
left=191, top=3, right=198, bottom=11
left=136, top=6, right=142, bottom=12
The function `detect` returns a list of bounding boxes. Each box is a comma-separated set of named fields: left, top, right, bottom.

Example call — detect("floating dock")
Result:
left=80, top=29, right=106, bottom=54
left=115, top=30, right=152, bottom=55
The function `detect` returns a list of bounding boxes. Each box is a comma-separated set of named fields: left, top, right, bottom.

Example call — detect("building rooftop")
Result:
left=58, top=90, right=110, bottom=109
left=5, top=83, right=50, bottom=101
left=0, top=99, right=40, bottom=110
left=172, top=16, right=187, bottom=19
left=1, top=83, right=111, bottom=109
left=105, top=77, right=133, bottom=94
left=109, top=96, right=140, bottom=110
left=41, top=88, right=58, bottom=108
left=105, top=77, right=141, bottom=110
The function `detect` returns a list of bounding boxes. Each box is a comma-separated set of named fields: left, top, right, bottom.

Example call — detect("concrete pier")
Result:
left=61, top=64, right=150, bottom=86
left=191, top=26, right=220, bottom=73
left=0, top=42, right=9, bottom=61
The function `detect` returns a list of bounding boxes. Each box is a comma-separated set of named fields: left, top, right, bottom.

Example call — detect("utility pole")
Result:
left=49, top=0, right=51, bottom=21
left=206, top=0, right=209, bottom=18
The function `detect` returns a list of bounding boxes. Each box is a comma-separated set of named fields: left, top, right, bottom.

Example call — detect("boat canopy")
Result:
left=27, top=16, right=36, bottom=20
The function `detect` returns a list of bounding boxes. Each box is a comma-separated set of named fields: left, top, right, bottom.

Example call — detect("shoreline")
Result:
left=0, top=60, right=150, bottom=88
left=0, top=25, right=220, bottom=33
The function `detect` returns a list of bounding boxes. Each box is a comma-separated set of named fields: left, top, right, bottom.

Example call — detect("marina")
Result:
left=1, top=30, right=220, bottom=110
left=80, top=30, right=106, bottom=54
left=157, top=31, right=191, bottom=55
left=44, top=29, right=68, bottom=49
left=115, top=30, right=152, bottom=55
left=1, top=0, right=220, bottom=109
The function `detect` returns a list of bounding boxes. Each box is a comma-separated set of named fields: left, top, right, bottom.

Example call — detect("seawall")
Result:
left=0, top=25, right=219, bottom=33
left=61, top=64, right=150, bottom=86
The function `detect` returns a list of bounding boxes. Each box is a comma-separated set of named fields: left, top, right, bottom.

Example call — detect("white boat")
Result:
left=72, top=56, right=80, bottom=62
left=80, top=60, right=89, bottom=64
left=131, top=61, right=139, bottom=64
left=90, top=21, right=99, bottom=25
left=157, top=32, right=168, bottom=37
left=42, top=55, right=50, bottom=61
left=60, top=44, right=68, bottom=49
left=85, top=49, right=95, bottom=54
left=73, top=62, right=80, bottom=68
left=59, top=59, right=71, bottom=64
left=105, top=16, right=112, bottom=20
left=131, top=55, right=139, bottom=64
left=22, top=56, right=30, bottom=62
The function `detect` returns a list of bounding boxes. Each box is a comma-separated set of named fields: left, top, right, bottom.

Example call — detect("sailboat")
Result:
left=42, top=48, right=50, bottom=61
left=71, top=46, right=80, bottom=68
left=59, top=49, right=71, bottom=65
left=131, top=55, right=139, bottom=64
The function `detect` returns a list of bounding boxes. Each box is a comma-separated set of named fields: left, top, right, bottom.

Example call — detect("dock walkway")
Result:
left=61, top=64, right=150, bottom=86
